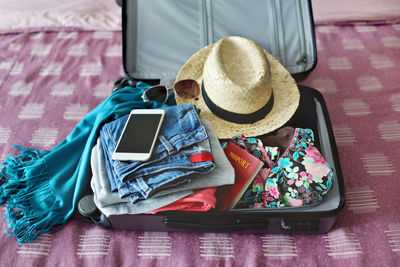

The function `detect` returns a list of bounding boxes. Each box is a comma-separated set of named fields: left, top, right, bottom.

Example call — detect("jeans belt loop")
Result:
left=159, top=135, right=175, bottom=154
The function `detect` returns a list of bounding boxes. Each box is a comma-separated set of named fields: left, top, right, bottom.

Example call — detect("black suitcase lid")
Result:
left=121, top=0, right=317, bottom=84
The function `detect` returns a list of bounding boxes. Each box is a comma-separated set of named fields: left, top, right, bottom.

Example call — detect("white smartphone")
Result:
left=112, top=109, right=165, bottom=161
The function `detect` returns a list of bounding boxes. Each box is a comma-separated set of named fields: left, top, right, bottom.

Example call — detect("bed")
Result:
left=0, top=0, right=399, bottom=266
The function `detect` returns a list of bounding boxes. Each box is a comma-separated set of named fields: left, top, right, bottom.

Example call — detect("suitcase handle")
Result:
left=164, top=218, right=268, bottom=232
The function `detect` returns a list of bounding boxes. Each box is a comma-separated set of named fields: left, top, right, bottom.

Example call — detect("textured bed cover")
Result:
left=0, top=1, right=400, bottom=266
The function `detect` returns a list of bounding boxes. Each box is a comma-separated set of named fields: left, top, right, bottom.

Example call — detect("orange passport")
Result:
left=216, top=142, right=263, bottom=211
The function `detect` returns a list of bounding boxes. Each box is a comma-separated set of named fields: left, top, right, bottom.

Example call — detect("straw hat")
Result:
left=175, top=36, right=300, bottom=139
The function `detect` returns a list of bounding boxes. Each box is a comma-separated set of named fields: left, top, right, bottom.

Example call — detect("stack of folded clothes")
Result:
left=91, top=103, right=235, bottom=215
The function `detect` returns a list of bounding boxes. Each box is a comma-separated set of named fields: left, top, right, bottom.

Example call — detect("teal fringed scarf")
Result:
left=0, top=82, right=165, bottom=244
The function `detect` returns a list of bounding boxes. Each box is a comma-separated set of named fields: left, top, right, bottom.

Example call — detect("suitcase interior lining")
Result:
left=123, top=0, right=316, bottom=84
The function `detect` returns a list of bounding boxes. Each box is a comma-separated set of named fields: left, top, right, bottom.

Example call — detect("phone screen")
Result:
left=115, top=113, right=163, bottom=153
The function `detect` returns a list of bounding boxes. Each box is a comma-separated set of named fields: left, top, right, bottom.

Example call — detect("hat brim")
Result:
left=175, top=43, right=300, bottom=139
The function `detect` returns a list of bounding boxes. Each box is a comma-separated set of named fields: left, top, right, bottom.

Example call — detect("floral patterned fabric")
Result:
left=223, top=128, right=335, bottom=209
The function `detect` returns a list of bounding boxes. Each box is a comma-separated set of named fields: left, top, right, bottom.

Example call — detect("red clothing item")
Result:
left=146, top=188, right=217, bottom=214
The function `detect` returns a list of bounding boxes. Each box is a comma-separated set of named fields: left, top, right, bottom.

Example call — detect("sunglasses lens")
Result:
left=144, top=85, right=168, bottom=103
left=174, top=79, right=200, bottom=99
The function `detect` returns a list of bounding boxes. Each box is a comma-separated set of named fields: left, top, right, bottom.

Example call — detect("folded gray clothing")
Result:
left=91, top=138, right=194, bottom=216
left=136, top=119, right=235, bottom=197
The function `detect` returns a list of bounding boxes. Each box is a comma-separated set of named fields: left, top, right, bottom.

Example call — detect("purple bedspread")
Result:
left=0, top=23, right=399, bottom=266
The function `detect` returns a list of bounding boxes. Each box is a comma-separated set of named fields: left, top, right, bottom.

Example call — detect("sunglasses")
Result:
left=141, top=79, right=200, bottom=103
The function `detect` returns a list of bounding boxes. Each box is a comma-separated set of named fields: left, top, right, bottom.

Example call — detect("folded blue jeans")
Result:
left=111, top=136, right=214, bottom=202
left=91, top=138, right=194, bottom=215
left=100, top=104, right=215, bottom=203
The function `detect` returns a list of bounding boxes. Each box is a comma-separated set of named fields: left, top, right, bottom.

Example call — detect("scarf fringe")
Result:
left=1, top=145, right=63, bottom=244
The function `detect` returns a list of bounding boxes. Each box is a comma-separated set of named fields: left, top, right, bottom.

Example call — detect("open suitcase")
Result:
left=78, top=0, right=345, bottom=234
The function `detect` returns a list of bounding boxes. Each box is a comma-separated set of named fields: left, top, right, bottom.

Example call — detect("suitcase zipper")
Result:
left=296, top=53, right=307, bottom=65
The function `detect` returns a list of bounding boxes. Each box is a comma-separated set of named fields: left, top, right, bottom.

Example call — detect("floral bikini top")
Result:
left=223, top=128, right=335, bottom=209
